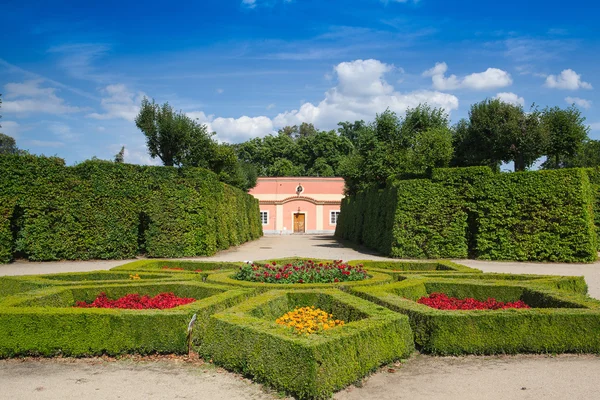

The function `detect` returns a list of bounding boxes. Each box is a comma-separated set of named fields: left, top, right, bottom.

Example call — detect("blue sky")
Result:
left=1, top=0, right=599, bottom=165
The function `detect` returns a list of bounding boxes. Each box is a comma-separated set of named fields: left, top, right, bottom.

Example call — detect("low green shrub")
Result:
left=111, top=259, right=242, bottom=272
left=206, top=270, right=393, bottom=291
left=0, top=280, right=252, bottom=358
left=348, top=260, right=480, bottom=272
left=351, top=278, right=600, bottom=355
left=199, top=289, right=414, bottom=399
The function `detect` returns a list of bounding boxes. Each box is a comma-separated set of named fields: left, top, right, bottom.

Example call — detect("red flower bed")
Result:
left=233, top=259, right=368, bottom=284
left=75, top=292, right=196, bottom=309
left=417, top=292, right=530, bottom=310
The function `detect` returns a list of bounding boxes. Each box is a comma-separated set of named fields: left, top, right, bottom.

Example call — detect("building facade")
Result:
left=249, top=177, right=345, bottom=234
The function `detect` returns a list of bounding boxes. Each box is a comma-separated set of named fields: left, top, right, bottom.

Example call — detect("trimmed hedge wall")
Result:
left=199, top=289, right=414, bottom=399
left=472, top=169, right=596, bottom=262
left=351, top=277, right=600, bottom=355
left=0, top=155, right=262, bottom=263
left=337, top=167, right=597, bottom=262
left=336, top=180, right=468, bottom=259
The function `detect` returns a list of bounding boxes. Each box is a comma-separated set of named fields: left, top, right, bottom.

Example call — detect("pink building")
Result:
left=249, top=177, right=345, bottom=234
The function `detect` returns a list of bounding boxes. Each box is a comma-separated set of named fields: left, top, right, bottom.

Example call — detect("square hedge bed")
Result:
left=199, top=289, right=414, bottom=399
left=0, top=281, right=252, bottom=358
left=350, top=278, right=600, bottom=355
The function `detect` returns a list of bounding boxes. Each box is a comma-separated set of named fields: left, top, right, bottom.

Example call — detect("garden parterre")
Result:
left=1, top=258, right=599, bottom=399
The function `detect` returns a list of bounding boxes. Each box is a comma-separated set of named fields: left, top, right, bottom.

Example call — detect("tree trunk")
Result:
left=514, top=152, right=525, bottom=172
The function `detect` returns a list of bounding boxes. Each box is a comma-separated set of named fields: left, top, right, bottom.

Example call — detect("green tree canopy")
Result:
left=453, top=99, right=546, bottom=171
left=135, top=98, right=214, bottom=167
left=541, top=105, right=590, bottom=169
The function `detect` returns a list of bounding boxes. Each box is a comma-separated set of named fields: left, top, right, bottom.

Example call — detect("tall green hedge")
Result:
left=584, top=167, right=600, bottom=249
left=337, top=167, right=597, bottom=262
left=0, top=155, right=262, bottom=263
left=473, top=169, right=596, bottom=262
left=336, top=180, right=468, bottom=259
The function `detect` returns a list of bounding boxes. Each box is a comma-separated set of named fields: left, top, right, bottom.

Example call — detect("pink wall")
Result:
left=260, top=204, right=277, bottom=231
left=283, top=199, right=317, bottom=231
left=252, top=177, right=345, bottom=234
left=249, top=177, right=345, bottom=197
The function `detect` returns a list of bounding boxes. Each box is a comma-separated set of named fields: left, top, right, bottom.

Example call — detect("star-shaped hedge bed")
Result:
left=0, top=258, right=599, bottom=399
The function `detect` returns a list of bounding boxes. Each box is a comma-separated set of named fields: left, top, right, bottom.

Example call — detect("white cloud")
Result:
left=589, top=122, right=600, bottom=131
left=185, top=59, right=458, bottom=143
left=545, top=69, right=592, bottom=90
left=423, top=62, right=512, bottom=91
left=274, top=59, right=458, bottom=129
left=242, top=0, right=257, bottom=8
left=87, top=84, right=145, bottom=121
left=2, top=80, right=82, bottom=114
left=216, top=88, right=224, bottom=94
left=0, top=121, right=21, bottom=138
left=565, top=96, right=591, bottom=109
left=266, top=103, right=276, bottom=110
left=495, top=92, right=525, bottom=106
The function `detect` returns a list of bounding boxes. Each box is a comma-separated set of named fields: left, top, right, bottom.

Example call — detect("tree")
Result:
left=135, top=98, right=213, bottom=167
left=453, top=99, right=546, bottom=171
left=541, top=105, right=589, bottom=169
left=401, top=104, right=450, bottom=142
left=114, top=146, right=125, bottom=163
left=337, top=120, right=366, bottom=143
left=556, top=139, right=600, bottom=168
left=338, top=105, right=454, bottom=195
left=278, top=123, right=317, bottom=140
left=0, top=133, right=19, bottom=155
left=409, top=127, right=454, bottom=172
left=267, top=158, right=303, bottom=176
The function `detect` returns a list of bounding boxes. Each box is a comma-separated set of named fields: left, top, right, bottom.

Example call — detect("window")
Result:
left=330, top=210, right=340, bottom=225
left=260, top=211, right=269, bottom=225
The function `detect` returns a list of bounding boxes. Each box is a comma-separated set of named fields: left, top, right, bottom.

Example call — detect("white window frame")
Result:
left=330, top=210, right=340, bottom=225
left=260, top=211, right=269, bottom=225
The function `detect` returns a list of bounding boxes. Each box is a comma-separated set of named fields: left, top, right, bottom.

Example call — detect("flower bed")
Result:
left=233, top=260, right=368, bottom=284
left=276, top=306, right=345, bottom=335
left=418, top=292, right=530, bottom=310
left=75, top=292, right=196, bottom=309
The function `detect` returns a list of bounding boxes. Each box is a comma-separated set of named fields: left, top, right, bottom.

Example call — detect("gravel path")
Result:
left=1, top=234, right=599, bottom=400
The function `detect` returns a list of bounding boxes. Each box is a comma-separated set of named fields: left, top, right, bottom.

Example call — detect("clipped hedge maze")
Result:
left=1, top=258, right=600, bottom=399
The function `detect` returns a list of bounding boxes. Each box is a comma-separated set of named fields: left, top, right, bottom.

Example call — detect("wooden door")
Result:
left=293, top=213, right=305, bottom=233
